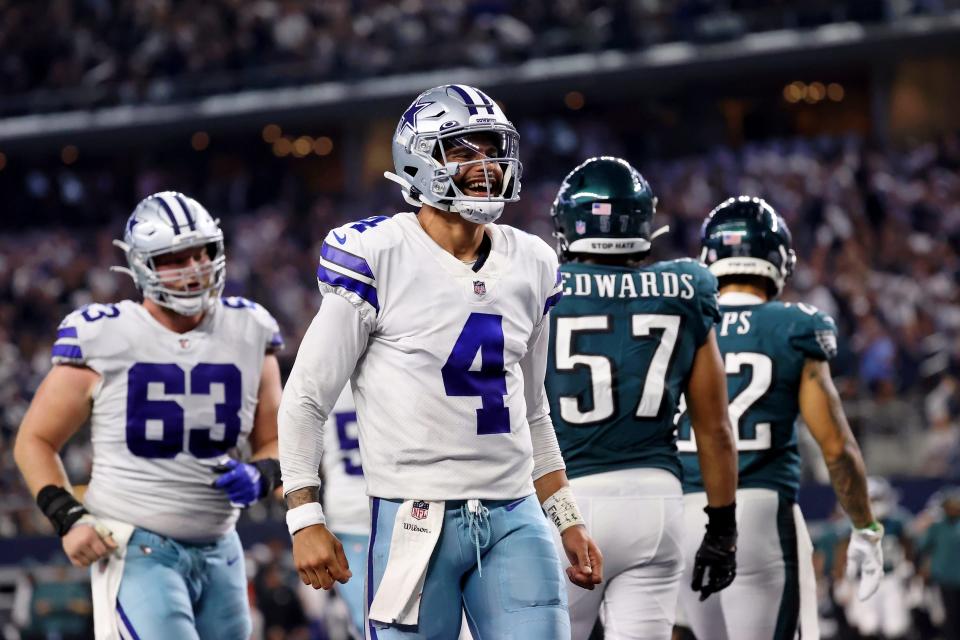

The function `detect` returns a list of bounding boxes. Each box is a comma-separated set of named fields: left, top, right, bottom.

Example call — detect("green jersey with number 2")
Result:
left=546, top=259, right=720, bottom=480
left=677, top=300, right=838, bottom=500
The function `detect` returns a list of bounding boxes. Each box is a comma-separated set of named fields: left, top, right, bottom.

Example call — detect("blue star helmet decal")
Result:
left=399, top=98, right=435, bottom=134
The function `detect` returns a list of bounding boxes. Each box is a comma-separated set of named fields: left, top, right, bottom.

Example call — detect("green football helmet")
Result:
left=699, top=196, right=796, bottom=296
left=550, top=156, right=658, bottom=261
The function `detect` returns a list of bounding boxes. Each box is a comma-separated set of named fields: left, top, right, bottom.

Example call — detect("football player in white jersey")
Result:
left=279, top=84, right=603, bottom=640
left=14, top=192, right=284, bottom=640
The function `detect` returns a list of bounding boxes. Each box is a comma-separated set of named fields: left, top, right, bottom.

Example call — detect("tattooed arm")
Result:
left=798, top=359, right=874, bottom=528
left=285, top=486, right=320, bottom=509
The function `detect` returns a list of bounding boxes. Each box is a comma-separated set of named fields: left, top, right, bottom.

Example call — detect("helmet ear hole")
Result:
left=404, top=166, right=419, bottom=178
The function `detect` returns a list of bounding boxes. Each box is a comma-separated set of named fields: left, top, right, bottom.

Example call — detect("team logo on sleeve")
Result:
left=815, top=329, right=838, bottom=358
left=473, top=281, right=487, bottom=296
left=411, top=501, right=430, bottom=520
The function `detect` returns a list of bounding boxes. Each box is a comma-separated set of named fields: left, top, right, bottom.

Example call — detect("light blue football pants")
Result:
left=365, top=494, right=570, bottom=640
left=115, top=528, right=250, bottom=640
left=336, top=531, right=370, bottom=636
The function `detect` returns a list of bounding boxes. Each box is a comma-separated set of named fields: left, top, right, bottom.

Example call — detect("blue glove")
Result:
left=213, top=459, right=264, bottom=508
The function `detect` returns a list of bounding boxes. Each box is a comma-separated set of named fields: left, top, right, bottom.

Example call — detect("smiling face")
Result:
left=442, top=132, right=505, bottom=198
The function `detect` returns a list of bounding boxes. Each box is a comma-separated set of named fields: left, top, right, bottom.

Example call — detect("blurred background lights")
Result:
left=61, top=145, right=78, bottom=164
left=272, top=137, right=292, bottom=157
left=292, top=136, right=312, bottom=157
left=564, top=91, right=585, bottom=110
left=313, top=136, right=334, bottom=156
left=191, top=131, right=210, bottom=151
left=262, top=124, right=282, bottom=143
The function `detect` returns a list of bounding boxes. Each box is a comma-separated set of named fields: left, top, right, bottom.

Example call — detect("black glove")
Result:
left=691, top=502, right=737, bottom=601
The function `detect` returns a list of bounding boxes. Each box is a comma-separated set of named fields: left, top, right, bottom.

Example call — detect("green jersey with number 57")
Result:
left=546, top=259, right=721, bottom=480
left=677, top=297, right=838, bottom=500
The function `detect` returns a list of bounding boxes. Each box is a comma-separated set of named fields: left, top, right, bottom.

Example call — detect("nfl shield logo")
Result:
left=179, top=338, right=190, bottom=349
left=473, top=280, right=486, bottom=296
left=575, top=220, right=586, bottom=234
left=411, top=501, right=429, bottom=520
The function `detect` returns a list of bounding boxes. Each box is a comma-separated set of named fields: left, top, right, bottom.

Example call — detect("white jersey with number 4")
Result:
left=321, top=383, right=368, bottom=534
left=315, top=212, right=563, bottom=501
left=52, top=298, right=283, bottom=542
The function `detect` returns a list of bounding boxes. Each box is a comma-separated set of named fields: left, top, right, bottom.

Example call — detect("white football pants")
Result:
left=556, top=467, right=684, bottom=640
left=678, top=489, right=819, bottom=640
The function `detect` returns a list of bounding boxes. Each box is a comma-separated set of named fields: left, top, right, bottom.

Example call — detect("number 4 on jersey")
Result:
left=442, top=313, right=510, bottom=435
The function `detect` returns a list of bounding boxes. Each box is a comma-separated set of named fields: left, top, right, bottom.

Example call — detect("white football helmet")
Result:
left=112, top=191, right=226, bottom=316
left=384, top=84, right=522, bottom=224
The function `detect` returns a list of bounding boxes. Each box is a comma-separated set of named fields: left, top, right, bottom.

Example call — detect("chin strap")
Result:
left=110, top=240, right=137, bottom=281
left=109, top=265, right=136, bottom=279
left=384, top=171, right=454, bottom=211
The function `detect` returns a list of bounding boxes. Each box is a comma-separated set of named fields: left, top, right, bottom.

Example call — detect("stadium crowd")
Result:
left=1, top=0, right=954, bottom=115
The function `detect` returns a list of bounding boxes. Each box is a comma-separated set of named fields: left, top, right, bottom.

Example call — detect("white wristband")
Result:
left=286, top=502, right=326, bottom=536
left=541, top=486, right=585, bottom=533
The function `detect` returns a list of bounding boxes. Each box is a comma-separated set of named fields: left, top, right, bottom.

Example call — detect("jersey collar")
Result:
left=718, top=291, right=765, bottom=306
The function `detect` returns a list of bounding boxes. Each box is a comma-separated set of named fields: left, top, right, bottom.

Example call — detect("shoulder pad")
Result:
left=221, top=297, right=284, bottom=352
left=316, top=216, right=397, bottom=319
left=503, top=227, right=562, bottom=317
left=785, top=302, right=838, bottom=361
left=653, top=259, right=720, bottom=344
left=671, top=259, right=721, bottom=320
left=52, top=303, right=124, bottom=365
left=692, top=262, right=721, bottom=341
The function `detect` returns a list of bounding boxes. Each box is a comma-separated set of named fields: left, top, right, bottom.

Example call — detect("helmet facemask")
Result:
left=418, top=126, right=521, bottom=224
left=116, top=239, right=226, bottom=316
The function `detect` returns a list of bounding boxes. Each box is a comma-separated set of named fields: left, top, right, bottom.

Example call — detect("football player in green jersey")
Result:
left=546, top=157, right=738, bottom=640
left=676, top=196, right=883, bottom=640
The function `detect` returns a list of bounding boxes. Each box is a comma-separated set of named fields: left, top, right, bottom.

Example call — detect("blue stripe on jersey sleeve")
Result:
left=57, top=327, right=78, bottom=339
left=317, top=265, right=380, bottom=312
left=543, top=291, right=563, bottom=316
left=269, top=332, right=284, bottom=347
left=51, top=344, right=83, bottom=360
left=320, top=242, right=375, bottom=279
